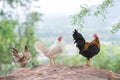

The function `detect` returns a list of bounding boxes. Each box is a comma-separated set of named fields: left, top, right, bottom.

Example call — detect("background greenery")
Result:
left=59, top=44, right=120, bottom=74
left=0, top=0, right=120, bottom=76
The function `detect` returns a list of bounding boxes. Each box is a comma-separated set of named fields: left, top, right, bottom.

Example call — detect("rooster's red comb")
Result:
left=58, top=36, right=62, bottom=41
left=93, top=34, right=98, bottom=38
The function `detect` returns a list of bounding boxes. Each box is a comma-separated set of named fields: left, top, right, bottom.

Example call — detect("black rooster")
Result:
left=73, top=29, right=100, bottom=66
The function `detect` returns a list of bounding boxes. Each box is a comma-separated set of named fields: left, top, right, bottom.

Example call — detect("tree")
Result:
left=0, top=0, right=42, bottom=72
left=0, top=19, right=17, bottom=70
left=72, top=0, right=120, bottom=33
left=17, top=12, right=42, bottom=66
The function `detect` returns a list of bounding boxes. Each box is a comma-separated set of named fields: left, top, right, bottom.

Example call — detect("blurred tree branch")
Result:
left=72, top=0, right=120, bottom=33
left=111, top=20, right=120, bottom=33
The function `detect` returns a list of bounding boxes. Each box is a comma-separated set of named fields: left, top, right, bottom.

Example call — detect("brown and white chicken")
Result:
left=12, top=46, right=31, bottom=67
left=34, top=36, right=63, bottom=65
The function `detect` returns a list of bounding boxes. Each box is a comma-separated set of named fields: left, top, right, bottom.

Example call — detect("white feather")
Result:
left=34, top=39, right=62, bottom=59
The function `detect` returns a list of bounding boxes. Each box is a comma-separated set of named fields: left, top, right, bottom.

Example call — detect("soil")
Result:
left=0, top=65, right=120, bottom=80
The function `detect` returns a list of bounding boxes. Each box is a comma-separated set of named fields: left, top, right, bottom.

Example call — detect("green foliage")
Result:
left=111, top=21, right=120, bottom=33
left=18, top=12, right=41, bottom=58
left=72, top=0, right=120, bottom=32
left=0, top=0, right=42, bottom=76
left=14, top=14, right=41, bottom=67
left=0, top=64, right=16, bottom=76
left=94, top=0, right=113, bottom=19
left=92, top=44, right=120, bottom=73
left=23, top=26, right=39, bottom=65
left=26, top=12, right=42, bottom=25
left=59, top=55, right=86, bottom=66
left=0, top=19, right=17, bottom=64
left=73, top=5, right=90, bottom=29
left=59, top=44, right=120, bottom=74
left=0, top=0, right=41, bottom=19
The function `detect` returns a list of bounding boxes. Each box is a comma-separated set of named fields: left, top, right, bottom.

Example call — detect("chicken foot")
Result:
left=86, top=59, right=92, bottom=67
left=50, top=58, right=56, bottom=65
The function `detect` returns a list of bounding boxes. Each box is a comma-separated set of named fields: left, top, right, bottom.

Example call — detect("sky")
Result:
left=32, top=0, right=104, bottom=16
left=33, top=0, right=120, bottom=42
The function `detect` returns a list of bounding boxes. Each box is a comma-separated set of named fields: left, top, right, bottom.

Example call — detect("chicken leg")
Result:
left=49, top=58, right=56, bottom=65
left=86, top=59, right=92, bottom=66
left=50, top=58, right=52, bottom=65
left=53, top=58, right=56, bottom=65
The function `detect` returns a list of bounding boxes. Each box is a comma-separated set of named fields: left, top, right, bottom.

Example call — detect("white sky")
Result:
left=32, top=0, right=104, bottom=16
left=0, top=0, right=104, bottom=18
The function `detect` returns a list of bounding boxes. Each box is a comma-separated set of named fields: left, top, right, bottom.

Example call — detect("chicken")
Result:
left=73, top=29, right=100, bottom=66
left=34, top=36, right=63, bottom=65
left=12, top=46, right=31, bottom=67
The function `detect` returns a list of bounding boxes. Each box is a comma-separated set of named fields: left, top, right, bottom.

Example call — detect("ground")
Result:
left=0, top=65, right=120, bottom=80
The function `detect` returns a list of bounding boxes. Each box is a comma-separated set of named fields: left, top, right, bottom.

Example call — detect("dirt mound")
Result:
left=0, top=65, right=120, bottom=80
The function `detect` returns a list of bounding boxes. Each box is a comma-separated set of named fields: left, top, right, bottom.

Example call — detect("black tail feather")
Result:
left=72, top=29, right=85, bottom=50
left=12, top=48, right=20, bottom=58
left=12, top=48, right=18, bottom=53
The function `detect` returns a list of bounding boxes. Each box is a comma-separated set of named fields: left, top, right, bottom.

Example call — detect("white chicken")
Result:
left=34, top=36, right=63, bottom=65
left=12, top=46, right=31, bottom=67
